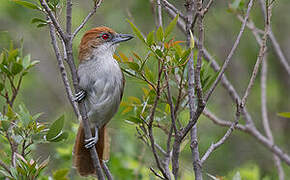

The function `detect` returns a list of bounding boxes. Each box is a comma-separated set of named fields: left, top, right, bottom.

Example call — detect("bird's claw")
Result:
left=74, top=90, right=86, bottom=102
left=84, top=136, right=98, bottom=149
left=84, top=127, right=99, bottom=149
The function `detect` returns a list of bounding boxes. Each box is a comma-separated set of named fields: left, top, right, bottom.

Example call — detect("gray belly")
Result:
left=84, top=73, right=122, bottom=128
left=77, top=55, right=123, bottom=128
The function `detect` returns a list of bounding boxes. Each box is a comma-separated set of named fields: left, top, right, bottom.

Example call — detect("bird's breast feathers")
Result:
left=78, top=53, right=124, bottom=127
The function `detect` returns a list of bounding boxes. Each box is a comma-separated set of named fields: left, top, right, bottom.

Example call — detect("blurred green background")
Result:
left=0, top=0, right=290, bottom=179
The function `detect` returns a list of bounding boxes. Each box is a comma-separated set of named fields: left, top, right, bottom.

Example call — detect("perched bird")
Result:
left=73, top=26, right=133, bottom=176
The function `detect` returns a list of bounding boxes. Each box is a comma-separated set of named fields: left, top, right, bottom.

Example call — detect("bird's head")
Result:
left=78, top=26, right=133, bottom=61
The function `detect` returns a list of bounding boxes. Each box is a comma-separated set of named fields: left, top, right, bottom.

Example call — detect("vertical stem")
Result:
left=190, top=125, right=202, bottom=180
left=156, top=0, right=163, bottom=28
left=66, top=0, right=72, bottom=36
left=261, top=56, right=285, bottom=180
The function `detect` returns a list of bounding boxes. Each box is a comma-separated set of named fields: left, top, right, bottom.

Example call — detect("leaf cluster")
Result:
left=0, top=42, right=39, bottom=106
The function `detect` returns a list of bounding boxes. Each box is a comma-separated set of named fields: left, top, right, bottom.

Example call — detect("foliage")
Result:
left=119, top=17, right=218, bottom=128
left=0, top=41, right=39, bottom=106
left=0, top=43, right=68, bottom=179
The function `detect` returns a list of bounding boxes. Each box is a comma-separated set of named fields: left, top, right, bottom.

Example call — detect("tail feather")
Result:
left=73, top=123, right=109, bottom=176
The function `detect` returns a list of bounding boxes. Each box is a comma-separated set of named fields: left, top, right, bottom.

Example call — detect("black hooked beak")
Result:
left=112, top=34, right=134, bottom=44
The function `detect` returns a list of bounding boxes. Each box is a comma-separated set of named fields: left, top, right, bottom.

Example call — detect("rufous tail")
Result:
left=73, top=123, right=110, bottom=176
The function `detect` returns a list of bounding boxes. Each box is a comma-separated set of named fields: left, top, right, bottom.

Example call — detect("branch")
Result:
left=48, top=22, right=80, bottom=117
left=261, top=56, right=285, bottom=180
left=203, top=109, right=290, bottom=165
left=190, top=125, right=202, bottom=180
left=44, top=0, right=106, bottom=177
left=66, top=0, right=72, bottom=36
left=191, top=0, right=204, bottom=179
left=147, top=61, right=169, bottom=179
left=160, top=0, right=186, bottom=20
left=201, top=101, right=241, bottom=164
left=164, top=70, right=177, bottom=134
left=102, top=162, right=114, bottom=180
left=203, top=109, right=246, bottom=131
left=39, top=0, right=67, bottom=41
left=156, top=0, right=163, bottom=28
left=72, top=0, right=103, bottom=39
left=204, top=0, right=254, bottom=102
left=240, top=0, right=271, bottom=108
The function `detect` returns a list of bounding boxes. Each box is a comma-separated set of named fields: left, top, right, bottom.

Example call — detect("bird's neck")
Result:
left=79, top=44, right=116, bottom=62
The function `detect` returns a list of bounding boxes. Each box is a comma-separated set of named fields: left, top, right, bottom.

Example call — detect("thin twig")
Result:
left=203, top=109, right=246, bottom=131
left=39, top=0, right=67, bottom=41
left=72, top=0, right=103, bottom=39
left=147, top=61, right=169, bottom=179
left=261, top=56, right=285, bottom=180
left=156, top=0, right=163, bottom=28
left=190, top=0, right=204, bottom=178
left=190, top=125, right=202, bottom=180
left=201, top=101, right=241, bottom=164
left=102, top=162, right=114, bottom=180
left=164, top=70, right=177, bottom=134
left=240, top=0, right=271, bottom=108
left=203, top=109, right=290, bottom=165
left=48, top=22, right=80, bottom=117
left=160, top=0, right=186, bottom=20
left=205, top=0, right=254, bottom=102
left=150, top=167, right=166, bottom=180
left=66, top=0, right=72, bottom=36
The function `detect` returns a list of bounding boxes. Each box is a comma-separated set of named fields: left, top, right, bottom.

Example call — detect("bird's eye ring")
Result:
left=102, top=33, right=110, bottom=40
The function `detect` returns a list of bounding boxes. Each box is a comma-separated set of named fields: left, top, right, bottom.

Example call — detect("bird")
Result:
left=73, top=26, right=133, bottom=176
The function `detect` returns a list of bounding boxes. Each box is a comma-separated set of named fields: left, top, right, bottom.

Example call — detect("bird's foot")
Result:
left=84, top=127, right=98, bottom=149
left=74, top=90, right=86, bottom=102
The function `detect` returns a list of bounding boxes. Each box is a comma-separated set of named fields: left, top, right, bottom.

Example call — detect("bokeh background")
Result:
left=0, top=0, right=290, bottom=179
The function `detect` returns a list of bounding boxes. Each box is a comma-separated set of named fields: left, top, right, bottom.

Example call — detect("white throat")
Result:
left=92, top=43, right=117, bottom=59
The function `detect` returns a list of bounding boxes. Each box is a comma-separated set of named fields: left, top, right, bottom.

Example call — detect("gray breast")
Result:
left=78, top=56, right=123, bottom=128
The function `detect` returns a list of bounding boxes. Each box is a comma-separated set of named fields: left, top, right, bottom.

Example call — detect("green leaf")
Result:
left=49, top=0, right=60, bottom=7
left=53, top=168, right=69, bottom=180
left=11, top=63, right=23, bottom=75
left=126, top=62, right=140, bottom=72
left=22, top=54, right=31, bottom=69
left=189, top=30, right=195, bottom=49
left=6, top=105, right=15, bottom=120
left=0, top=64, right=12, bottom=76
left=8, top=49, right=19, bottom=62
left=31, top=18, right=47, bottom=24
left=18, top=104, right=32, bottom=127
left=146, top=31, right=155, bottom=46
left=165, top=104, right=170, bottom=114
left=38, top=157, right=49, bottom=171
left=0, top=120, right=10, bottom=131
left=36, top=23, right=48, bottom=28
left=179, top=49, right=191, bottom=65
left=0, top=83, right=4, bottom=92
left=126, top=116, right=142, bottom=124
left=49, top=132, right=68, bottom=142
left=156, top=26, right=164, bottom=42
left=164, top=14, right=179, bottom=39
left=155, top=49, right=163, bottom=57
left=203, top=71, right=218, bottom=93
left=46, top=115, right=65, bottom=141
left=0, top=169, right=13, bottom=178
left=0, top=52, right=6, bottom=64
left=277, top=112, right=290, bottom=118
left=12, top=0, right=39, bottom=10
left=127, top=20, right=146, bottom=44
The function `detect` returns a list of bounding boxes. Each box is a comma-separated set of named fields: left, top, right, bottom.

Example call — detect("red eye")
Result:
left=102, top=33, right=109, bottom=40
